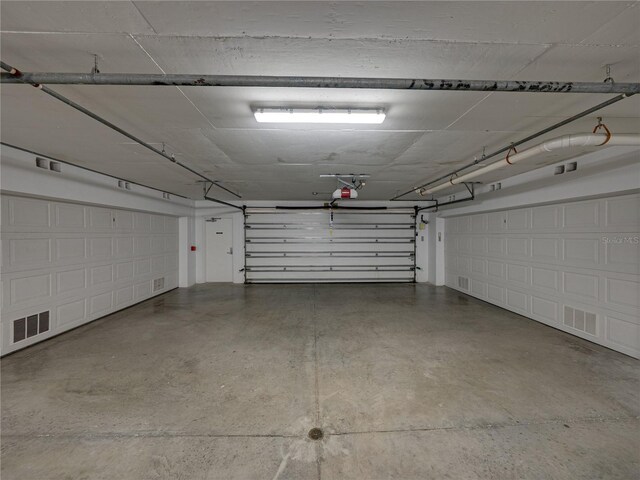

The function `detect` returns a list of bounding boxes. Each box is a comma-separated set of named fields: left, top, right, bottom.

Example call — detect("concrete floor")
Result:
left=1, top=284, right=638, bottom=479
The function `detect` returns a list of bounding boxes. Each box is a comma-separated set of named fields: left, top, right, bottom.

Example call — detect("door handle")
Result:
left=227, top=247, right=233, bottom=255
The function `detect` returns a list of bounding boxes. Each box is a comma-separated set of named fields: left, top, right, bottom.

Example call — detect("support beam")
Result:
left=2, top=71, right=639, bottom=94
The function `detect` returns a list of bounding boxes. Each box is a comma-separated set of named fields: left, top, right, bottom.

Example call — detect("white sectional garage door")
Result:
left=444, top=193, right=640, bottom=358
left=0, top=194, right=179, bottom=355
left=245, top=208, right=416, bottom=283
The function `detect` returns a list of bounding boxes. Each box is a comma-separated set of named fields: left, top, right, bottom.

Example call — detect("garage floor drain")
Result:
left=308, top=428, right=323, bottom=440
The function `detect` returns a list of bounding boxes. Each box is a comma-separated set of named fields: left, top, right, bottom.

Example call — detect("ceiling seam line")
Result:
left=124, top=34, right=556, bottom=47
left=509, top=44, right=558, bottom=79
left=129, top=33, right=221, bottom=133
left=129, top=0, right=158, bottom=35
left=577, top=2, right=639, bottom=46
left=128, top=33, right=228, bottom=160
left=442, top=92, right=494, bottom=131
left=175, top=87, right=219, bottom=131
left=442, top=44, right=555, bottom=132
left=1, top=31, right=634, bottom=48
left=128, top=34, right=166, bottom=73
left=374, top=131, right=435, bottom=172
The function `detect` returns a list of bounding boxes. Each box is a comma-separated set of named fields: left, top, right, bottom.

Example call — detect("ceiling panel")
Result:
left=176, top=88, right=488, bottom=132
left=51, top=85, right=214, bottom=131
left=388, top=131, right=522, bottom=167
left=1, top=1, right=638, bottom=201
left=199, top=129, right=425, bottom=166
left=0, top=32, right=160, bottom=73
left=133, top=1, right=630, bottom=45
left=0, top=87, right=214, bottom=197
left=447, top=93, right=640, bottom=133
left=513, top=44, right=640, bottom=83
left=0, top=1, right=155, bottom=34
left=579, top=3, right=640, bottom=46
left=136, top=35, right=549, bottom=78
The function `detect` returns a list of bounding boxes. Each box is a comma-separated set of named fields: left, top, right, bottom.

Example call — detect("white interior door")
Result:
left=205, top=218, right=233, bottom=282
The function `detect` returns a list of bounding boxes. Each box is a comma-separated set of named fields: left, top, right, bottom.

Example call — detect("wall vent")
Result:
left=563, top=306, right=597, bottom=336
left=49, top=161, right=62, bottom=173
left=36, top=157, right=49, bottom=169
left=457, top=276, right=470, bottom=290
left=152, top=277, right=165, bottom=292
left=13, top=311, right=50, bottom=343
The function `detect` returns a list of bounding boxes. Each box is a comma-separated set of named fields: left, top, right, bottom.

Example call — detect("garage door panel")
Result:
left=1, top=194, right=178, bottom=355
left=245, top=209, right=416, bottom=283
left=445, top=193, right=640, bottom=358
left=247, top=228, right=413, bottom=239
left=246, top=242, right=414, bottom=253
left=246, top=256, right=414, bottom=267
left=247, top=270, right=413, bottom=282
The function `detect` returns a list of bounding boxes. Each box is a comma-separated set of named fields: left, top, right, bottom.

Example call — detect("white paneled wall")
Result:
left=0, top=194, right=179, bottom=355
left=445, top=193, right=640, bottom=358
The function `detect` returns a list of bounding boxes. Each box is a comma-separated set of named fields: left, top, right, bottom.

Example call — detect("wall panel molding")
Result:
left=445, top=193, right=640, bottom=358
left=1, top=194, right=179, bottom=355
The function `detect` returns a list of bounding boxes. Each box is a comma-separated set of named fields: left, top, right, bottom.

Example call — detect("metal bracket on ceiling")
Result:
left=91, top=54, right=100, bottom=75
left=203, top=180, right=244, bottom=211
left=463, top=182, right=474, bottom=197
left=592, top=116, right=612, bottom=145
left=479, top=146, right=486, bottom=164
left=336, top=177, right=354, bottom=188
left=603, top=64, right=614, bottom=84
left=198, top=178, right=241, bottom=199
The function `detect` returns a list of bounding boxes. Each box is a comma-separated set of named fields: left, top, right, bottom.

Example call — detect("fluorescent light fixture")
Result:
left=254, top=108, right=385, bottom=124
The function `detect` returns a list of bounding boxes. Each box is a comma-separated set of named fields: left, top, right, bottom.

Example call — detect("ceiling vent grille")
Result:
left=13, top=311, right=50, bottom=343
left=152, top=277, right=165, bottom=292
left=563, top=306, right=597, bottom=336
left=457, top=276, right=470, bottom=290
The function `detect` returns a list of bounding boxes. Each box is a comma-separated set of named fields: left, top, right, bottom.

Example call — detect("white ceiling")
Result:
left=1, top=1, right=639, bottom=200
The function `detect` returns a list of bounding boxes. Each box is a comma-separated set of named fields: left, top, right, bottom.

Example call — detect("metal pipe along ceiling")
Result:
left=420, top=133, right=640, bottom=196
left=391, top=93, right=634, bottom=200
left=1, top=72, right=639, bottom=94
left=0, top=61, right=241, bottom=199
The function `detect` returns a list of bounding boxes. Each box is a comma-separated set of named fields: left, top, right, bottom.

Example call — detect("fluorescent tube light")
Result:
left=254, top=108, right=385, bottom=124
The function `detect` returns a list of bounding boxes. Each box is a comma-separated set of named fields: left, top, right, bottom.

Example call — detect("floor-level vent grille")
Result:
left=564, top=306, right=597, bottom=336
left=458, top=276, right=470, bottom=290
left=13, top=311, right=50, bottom=343
left=152, top=277, right=165, bottom=292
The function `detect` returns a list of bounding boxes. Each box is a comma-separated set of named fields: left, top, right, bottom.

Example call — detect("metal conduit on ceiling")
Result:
left=3, top=64, right=639, bottom=204
left=0, top=61, right=241, bottom=200
left=1, top=72, right=639, bottom=94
